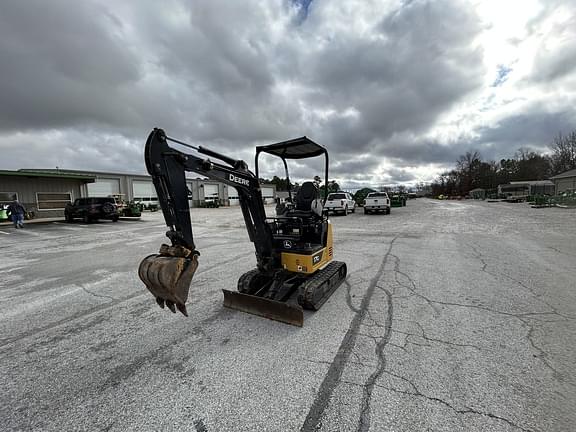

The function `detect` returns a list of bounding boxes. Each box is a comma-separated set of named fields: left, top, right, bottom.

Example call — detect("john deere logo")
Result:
left=313, top=252, right=322, bottom=264
left=229, top=174, right=250, bottom=186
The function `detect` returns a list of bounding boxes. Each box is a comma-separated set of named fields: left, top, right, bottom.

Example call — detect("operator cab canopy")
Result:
left=256, top=136, right=329, bottom=216
left=256, top=136, right=327, bottom=160
left=255, top=136, right=329, bottom=200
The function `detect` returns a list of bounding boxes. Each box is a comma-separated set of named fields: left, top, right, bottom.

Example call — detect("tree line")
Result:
left=431, top=131, right=576, bottom=197
left=260, top=175, right=341, bottom=194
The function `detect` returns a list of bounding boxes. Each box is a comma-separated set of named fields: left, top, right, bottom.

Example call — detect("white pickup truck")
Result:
left=363, top=192, right=391, bottom=214
left=324, top=192, right=356, bottom=215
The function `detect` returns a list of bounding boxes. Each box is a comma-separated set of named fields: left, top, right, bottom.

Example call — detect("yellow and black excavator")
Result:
left=138, top=128, right=347, bottom=326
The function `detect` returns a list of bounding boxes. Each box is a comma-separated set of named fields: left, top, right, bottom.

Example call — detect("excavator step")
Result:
left=222, top=289, right=304, bottom=327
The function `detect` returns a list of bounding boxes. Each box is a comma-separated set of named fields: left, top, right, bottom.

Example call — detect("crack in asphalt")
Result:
left=357, top=287, right=393, bottom=432
left=300, top=236, right=399, bottom=432
left=0, top=252, right=254, bottom=350
left=467, top=243, right=576, bottom=386
left=521, top=319, right=575, bottom=388
left=340, top=237, right=575, bottom=430
left=392, top=324, right=483, bottom=352
left=388, top=341, right=409, bottom=354
left=344, top=280, right=360, bottom=314
left=379, top=385, right=533, bottom=432
left=468, top=243, right=576, bottom=320
left=349, top=349, right=365, bottom=366
left=333, top=234, right=574, bottom=431
left=389, top=254, right=441, bottom=317
left=302, top=358, right=334, bottom=367
left=547, top=245, right=576, bottom=258
left=343, top=370, right=534, bottom=432
left=398, top=296, right=569, bottom=321
left=391, top=292, right=575, bottom=381
left=80, top=285, right=118, bottom=302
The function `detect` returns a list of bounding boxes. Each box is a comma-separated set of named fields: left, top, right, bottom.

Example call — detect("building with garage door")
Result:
left=20, top=169, right=158, bottom=208
left=550, top=168, right=576, bottom=194
left=1, top=168, right=276, bottom=218
left=0, top=169, right=96, bottom=218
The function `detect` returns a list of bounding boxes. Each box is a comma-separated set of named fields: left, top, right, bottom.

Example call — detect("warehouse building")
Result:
left=0, top=168, right=276, bottom=219
left=550, top=168, right=576, bottom=194
left=497, top=180, right=555, bottom=199
left=469, top=188, right=486, bottom=200
left=0, top=170, right=96, bottom=218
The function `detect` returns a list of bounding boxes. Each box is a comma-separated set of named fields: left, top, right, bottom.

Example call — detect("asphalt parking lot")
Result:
left=1, top=199, right=575, bottom=431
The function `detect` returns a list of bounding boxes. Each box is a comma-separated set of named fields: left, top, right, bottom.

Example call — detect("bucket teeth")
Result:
left=176, top=303, right=188, bottom=317
left=138, top=244, right=199, bottom=316
left=165, top=300, right=176, bottom=313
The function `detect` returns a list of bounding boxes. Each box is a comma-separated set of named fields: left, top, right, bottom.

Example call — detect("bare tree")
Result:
left=456, top=151, right=481, bottom=193
left=550, top=131, right=576, bottom=174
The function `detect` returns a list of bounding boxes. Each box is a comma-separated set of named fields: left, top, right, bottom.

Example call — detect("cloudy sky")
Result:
left=1, top=0, right=575, bottom=189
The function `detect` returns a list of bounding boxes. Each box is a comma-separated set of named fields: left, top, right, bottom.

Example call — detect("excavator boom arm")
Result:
left=145, top=128, right=275, bottom=266
left=139, top=129, right=278, bottom=316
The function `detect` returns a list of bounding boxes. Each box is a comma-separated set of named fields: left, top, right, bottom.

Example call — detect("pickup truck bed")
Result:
left=364, top=193, right=390, bottom=214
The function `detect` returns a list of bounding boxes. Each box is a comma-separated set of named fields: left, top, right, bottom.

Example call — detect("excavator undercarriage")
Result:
left=138, top=128, right=347, bottom=326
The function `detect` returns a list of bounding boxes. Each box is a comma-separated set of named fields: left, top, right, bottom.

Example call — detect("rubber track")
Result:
left=299, top=260, right=347, bottom=310
left=237, top=268, right=260, bottom=293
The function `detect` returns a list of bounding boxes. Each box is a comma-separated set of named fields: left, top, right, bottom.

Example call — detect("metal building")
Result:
left=550, top=168, right=576, bottom=194
left=0, top=170, right=95, bottom=218
left=1, top=168, right=276, bottom=218
left=498, top=180, right=555, bottom=199
left=40, top=169, right=232, bottom=209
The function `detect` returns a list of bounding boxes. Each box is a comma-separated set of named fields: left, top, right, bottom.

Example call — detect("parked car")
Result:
left=0, top=204, right=8, bottom=221
left=65, top=197, right=120, bottom=223
left=391, top=194, right=407, bottom=207
left=109, top=194, right=142, bottom=218
left=324, top=192, right=356, bottom=215
left=134, top=197, right=160, bottom=211
left=364, top=192, right=391, bottom=214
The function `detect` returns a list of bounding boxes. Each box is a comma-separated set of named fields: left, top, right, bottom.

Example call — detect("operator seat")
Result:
left=296, top=181, right=318, bottom=211
left=275, top=181, right=325, bottom=250
left=292, top=181, right=324, bottom=219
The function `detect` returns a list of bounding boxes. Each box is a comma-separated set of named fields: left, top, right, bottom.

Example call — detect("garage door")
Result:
left=88, top=179, right=120, bottom=197
left=228, top=186, right=239, bottom=206
left=261, top=186, right=274, bottom=204
left=186, top=181, right=194, bottom=206
left=132, top=181, right=157, bottom=199
left=203, top=184, right=219, bottom=201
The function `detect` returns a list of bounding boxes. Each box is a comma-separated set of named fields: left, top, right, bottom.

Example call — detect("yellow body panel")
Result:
left=280, top=222, right=334, bottom=274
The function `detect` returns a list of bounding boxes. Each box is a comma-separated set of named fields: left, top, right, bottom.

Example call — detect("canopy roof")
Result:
left=256, top=136, right=326, bottom=159
left=0, top=169, right=96, bottom=181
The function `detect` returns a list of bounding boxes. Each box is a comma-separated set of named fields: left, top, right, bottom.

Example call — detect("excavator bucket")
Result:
left=138, top=244, right=199, bottom=316
left=222, top=290, right=304, bottom=327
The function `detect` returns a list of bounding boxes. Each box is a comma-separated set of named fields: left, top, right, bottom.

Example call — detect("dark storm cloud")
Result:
left=470, top=108, right=576, bottom=158
left=0, top=0, right=141, bottom=131
left=0, top=0, right=575, bottom=187
left=0, top=129, right=147, bottom=174
left=385, top=167, right=419, bottom=183
left=531, top=26, right=576, bottom=82
left=305, top=0, right=484, bottom=153
left=376, top=138, right=461, bottom=165
left=330, top=157, right=382, bottom=177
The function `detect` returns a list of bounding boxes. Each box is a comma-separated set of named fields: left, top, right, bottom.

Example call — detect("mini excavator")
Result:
left=138, top=128, right=347, bottom=326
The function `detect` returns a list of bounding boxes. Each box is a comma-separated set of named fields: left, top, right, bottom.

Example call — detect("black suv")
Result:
left=65, top=197, right=120, bottom=223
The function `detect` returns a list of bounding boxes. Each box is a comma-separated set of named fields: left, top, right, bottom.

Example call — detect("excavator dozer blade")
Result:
left=138, top=244, right=199, bottom=316
left=222, top=289, right=304, bottom=327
